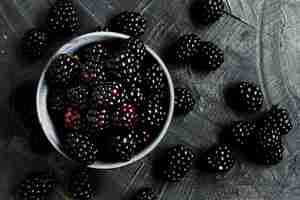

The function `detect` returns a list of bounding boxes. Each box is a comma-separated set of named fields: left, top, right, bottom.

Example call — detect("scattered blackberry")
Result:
left=80, top=58, right=107, bottom=87
left=192, top=41, right=224, bottom=71
left=172, top=34, right=201, bottom=63
left=47, top=90, right=66, bottom=118
left=135, top=187, right=157, bottom=200
left=140, top=101, right=167, bottom=131
left=17, top=172, right=56, bottom=200
left=123, top=37, right=146, bottom=62
left=162, top=145, right=195, bottom=182
left=91, top=82, right=125, bottom=108
left=260, top=105, right=293, bottom=136
left=47, top=0, right=80, bottom=35
left=109, top=11, right=146, bottom=37
left=113, top=103, right=138, bottom=128
left=68, top=168, right=95, bottom=200
left=22, top=29, right=49, bottom=58
left=256, top=143, right=284, bottom=165
left=66, top=85, right=90, bottom=110
left=133, top=126, right=152, bottom=152
left=64, top=132, right=98, bottom=165
left=201, top=144, right=235, bottom=172
left=79, top=42, right=109, bottom=62
left=126, top=87, right=145, bottom=107
left=46, top=54, right=80, bottom=87
left=143, top=63, right=164, bottom=93
left=86, top=107, right=111, bottom=135
left=226, top=81, right=264, bottom=113
left=191, top=0, right=225, bottom=25
left=174, top=87, right=195, bottom=114
left=64, top=106, right=81, bottom=131
left=253, top=126, right=281, bottom=152
left=227, top=121, right=256, bottom=148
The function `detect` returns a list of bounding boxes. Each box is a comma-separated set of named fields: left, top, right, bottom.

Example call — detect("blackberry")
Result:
left=256, top=143, right=284, bottom=165
left=192, top=41, right=224, bottom=71
left=79, top=42, right=109, bottom=62
left=143, top=63, right=164, bottom=93
left=201, top=144, right=235, bottom=172
left=68, top=168, right=95, bottom=200
left=140, top=101, right=167, bottom=131
left=133, top=126, right=152, bottom=152
left=191, top=0, right=225, bottom=25
left=172, top=34, right=202, bottom=63
left=174, top=87, right=195, bottom=114
left=47, top=90, right=66, bottom=118
left=123, top=37, right=146, bottom=62
left=253, top=126, right=281, bottom=152
left=46, top=54, right=80, bottom=87
left=86, top=107, right=111, bottom=135
left=126, top=87, right=145, bottom=107
left=47, top=0, right=80, bottom=35
left=226, top=81, right=264, bottom=113
left=162, top=145, right=195, bottom=182
left=22, top=29, right=49, bottom=58
left=135, top=187, right=157, bottom=200
left=64, top=132, right=98, bottom=165
left=109, top=11, right=146, bottom=37
left=17, top=172, right=56, bottom=200
left=260, top=105, right=293, bottom=136
left=80, top=58, right=107, bottom=87
left=64, top=106, right=81, bottom=131
left=91, top=82, right=125, bottom=108
left=66, top=85, right=90, bottom=110
left=227, top=121, right=256, bottom=148
left=113, top=103, right=138, bottom=128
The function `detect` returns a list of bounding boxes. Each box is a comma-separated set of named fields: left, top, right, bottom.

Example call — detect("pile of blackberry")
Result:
left=46, top=37, right=170, bottom=165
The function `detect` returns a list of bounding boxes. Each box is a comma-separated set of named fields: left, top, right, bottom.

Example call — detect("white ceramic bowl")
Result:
left=36, top=32, right=175, bottom=169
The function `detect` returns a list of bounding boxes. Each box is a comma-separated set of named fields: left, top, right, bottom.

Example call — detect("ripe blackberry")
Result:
left=47, top=90, right=66, bottom=118
left=79, top=42, right=109, bottom=62
left=66, top=85, right=90, bottom=110
left=109, top=11, right=146, bottom=37
left=47, top=0, right=80, bottom=35
left=261, top=105, right=293, bottom=135
left=143, top=63, right=164, bottom=93
left=201, top=144, right=235, bottom=172
left=256, top=143, right=284, bottom=165
left=172, top=34, right=202, bottom=63
left=64, top=132, right=98, bottom=165
left=254, top=126, right=281, bottom=152
left=227, top=121, right=256, bottom=148
left=17, top=172, right=56, bottom=200
left=226, top=81, right=264, bottom=113
left=135, top=187, right=157, bottom=200
left=46, top=54, right=80, bottom=87
left=91, top=82, right=125, bottom=108
left=64, top=106, right=81, bottom=131
left=80, top=58, right=107, bottom=87
left=86, top=107, right=111, bottom=135
left=68, top=168, right=95, bottom=200
left=126, top=87, right=145, bottom=107
left=123, top=37, right=146, bottom=62
left=133, top=127, right=152, bottom=152
left=22, top=29, right=49, bottom=58
left=192, top=41, right=224, bottom=71
left=113, top=103, right=138, bottom=128
left=174, top=87, right=195, bottom=114
left=191, top=0, right=225, bottom=25
left=162, top=145, right=195, bottom=182
left=140, top=101, right=167, bottom=131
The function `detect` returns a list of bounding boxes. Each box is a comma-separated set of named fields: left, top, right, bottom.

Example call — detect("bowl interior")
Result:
left=37, top=32, right=174, bottom=169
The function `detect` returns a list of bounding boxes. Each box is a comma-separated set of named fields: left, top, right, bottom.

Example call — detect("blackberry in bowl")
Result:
left=37, top=32, right=174, bottom=169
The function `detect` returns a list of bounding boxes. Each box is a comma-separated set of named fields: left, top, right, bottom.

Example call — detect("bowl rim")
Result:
left=36, top=32, right=175, bottom=169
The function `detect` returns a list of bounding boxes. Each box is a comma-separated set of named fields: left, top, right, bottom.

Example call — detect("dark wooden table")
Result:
left=1, top=0, right=300, bottom=199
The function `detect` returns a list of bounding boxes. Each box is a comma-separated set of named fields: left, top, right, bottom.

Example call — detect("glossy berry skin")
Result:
left=135, top=187, right=157, bottom=200
left=192, top=41, right=224, bottom=71
left=46, top=54, right=80, bottom=87
left=47, top=0, right=80, bottom=35
left=80, top=58, right=107, bottom=87
left=227, top=81, right=264, bottom=113
left=68, top=168, right=95, bottom=200
left=123, top=37, right=146, bottom=62
left=64, top=106, right=81, bottom=131
left=172, top=34, right=202, bottom=63
left=64, top=132, right=98, bottom=165
left=109, top=11, right=146, bottom=37
left=191, top=0, right=225, bottom=25
left=66, top=85, right=90, bottom=110
left=227, top=121, right=256, bottom=148
left=202, top=144, right=235, bottom=172
left=17, top=172, right=56, bottom=200
left=113, top=103, right=138, bottom=128
left=133, top=127, right=152, bottom=152
left=79, top=42, right=109, bottom=62
left=126, top=87, right=145, bottom=107
left=22, top=29, right=49, bottom=58
left=162, top=145, right=195, bottom=182
left=140, top=101, right=167, bottom=131
left=86, top=107, right=111, bottom=135
left=261, top=105, right=293, bottom=136
left=143, top=63, right=164, bottom=93
left=174, top=87, right=195, bottom=114
left=256, top=143, right=284, bottom=165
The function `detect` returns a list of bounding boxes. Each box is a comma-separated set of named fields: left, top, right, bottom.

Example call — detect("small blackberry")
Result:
left=66, top=85, right=90, bottom=110
left=143, top=63, right=164, bottom=93
left=22, top=29, right=49, bottom=58
left=227, top=121, right=256, bottom=148
left=109, top=11, right=146, bottom=37
left=64, top=106, right=81, bottom=131
left=133, top=126, right=152, bottom=152
left=256, top=143, right=284, bottom=165
left=86, top=107, right=111, bottom=134
left=113, top=103, right=138, bottom=128
left=126, top=87, right=145, bottom=107
left=47, top=90, right=66, bottom=118
left=80, top=58, right=107, bottom=87
left=17, top=172, right=56, bottom=200
left=64, top=132, right=98, bottom=165
left=174, top=87, right=195, bottom=114
left=68, top=168, right=95, bottom=200
left=47, top=0, right=80, bottom=35
left=162, top=145, right=195, bottom=182
left=172, top=34, right=202, bottom=63
left=79, top=42, right=109, bottom=62
left=192, top=41, right=224, bottom=71
left=135, top=187, right=157, bottom=200
left=46, top=54, right=80, bottom=87
left=254, top=126, right=281, bottom=152
left=123, top=37, right=146, bottom=62
left=201, top=144, right=235, bottom=172
left=140, top=101, right=167, bottom=131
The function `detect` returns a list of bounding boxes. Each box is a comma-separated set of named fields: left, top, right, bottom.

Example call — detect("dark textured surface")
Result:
left=0, top=0, right=300, bottom=199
